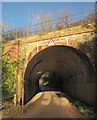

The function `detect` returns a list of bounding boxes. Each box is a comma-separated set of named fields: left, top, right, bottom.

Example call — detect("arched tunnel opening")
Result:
left=24, top=45, right=95, bottom=107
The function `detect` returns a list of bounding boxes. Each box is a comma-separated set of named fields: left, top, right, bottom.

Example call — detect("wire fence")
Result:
left=2, top=9, right=95, bottom=42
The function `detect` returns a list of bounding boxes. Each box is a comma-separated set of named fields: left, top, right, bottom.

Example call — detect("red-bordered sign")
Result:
left=48, top=39, right=56, bottom=46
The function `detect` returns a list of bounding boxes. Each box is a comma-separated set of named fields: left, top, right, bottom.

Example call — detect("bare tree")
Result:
left=82, top=9, right=95, bottom=27
left=37, top=8, right=53, bottom=33
left=55, top=7, right=73, bottom=30
left=1, top=23, right=13, bottom=41
left=86, top=9, right=95, bottom=20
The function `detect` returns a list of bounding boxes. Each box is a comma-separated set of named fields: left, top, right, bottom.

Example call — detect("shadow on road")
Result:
left=14, top=91, right=83, bottom=118
left=39, top=84, right=63, bottom=92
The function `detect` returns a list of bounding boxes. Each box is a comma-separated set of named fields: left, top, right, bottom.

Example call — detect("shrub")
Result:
left=2, top=56, right=19, bottom=99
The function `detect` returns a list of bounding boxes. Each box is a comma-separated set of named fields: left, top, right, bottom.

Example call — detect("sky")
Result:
left=2, top=2, right=95, bottom=29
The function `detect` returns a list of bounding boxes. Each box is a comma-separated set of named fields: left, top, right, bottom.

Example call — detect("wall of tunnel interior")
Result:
left=24, top=45, right=96, bottom=107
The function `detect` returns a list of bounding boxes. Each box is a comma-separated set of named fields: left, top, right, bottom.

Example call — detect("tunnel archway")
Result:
left=24, top=45, right=95, bottom=106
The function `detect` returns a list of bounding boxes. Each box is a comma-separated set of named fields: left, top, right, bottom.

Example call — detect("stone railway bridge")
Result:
left=3, top=28, right=96, bottom=109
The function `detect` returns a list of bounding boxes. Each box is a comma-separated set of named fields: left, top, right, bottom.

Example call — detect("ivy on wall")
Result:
left=2, top=55, right=23, bottom=100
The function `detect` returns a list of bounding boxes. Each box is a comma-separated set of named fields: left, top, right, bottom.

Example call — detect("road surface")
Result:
left=14, top=91, right=83, bottom=118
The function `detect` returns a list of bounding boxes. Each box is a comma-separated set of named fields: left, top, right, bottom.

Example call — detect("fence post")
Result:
left=13, top=94, right=17, bottom=106
left=66, top=37, right=68, bottom=46
left=37, top=43, right=39, bottom=53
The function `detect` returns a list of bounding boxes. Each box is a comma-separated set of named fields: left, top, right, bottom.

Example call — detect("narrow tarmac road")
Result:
left=15, top=91, right=83, bottom=118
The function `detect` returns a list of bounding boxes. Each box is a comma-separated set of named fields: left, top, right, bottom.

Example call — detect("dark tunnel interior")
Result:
left=24, top=45, right=95, bottom=107
left=39, top=71, right=64, bottom=91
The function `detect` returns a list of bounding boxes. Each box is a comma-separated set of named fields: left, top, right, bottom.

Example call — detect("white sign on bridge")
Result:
left=48, top=39, right=56, bottom=46
left=36, top=37, right=68, bottom=53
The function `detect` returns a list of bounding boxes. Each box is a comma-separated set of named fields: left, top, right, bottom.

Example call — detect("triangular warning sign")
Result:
left=48, top=39, right=56, bottom=46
